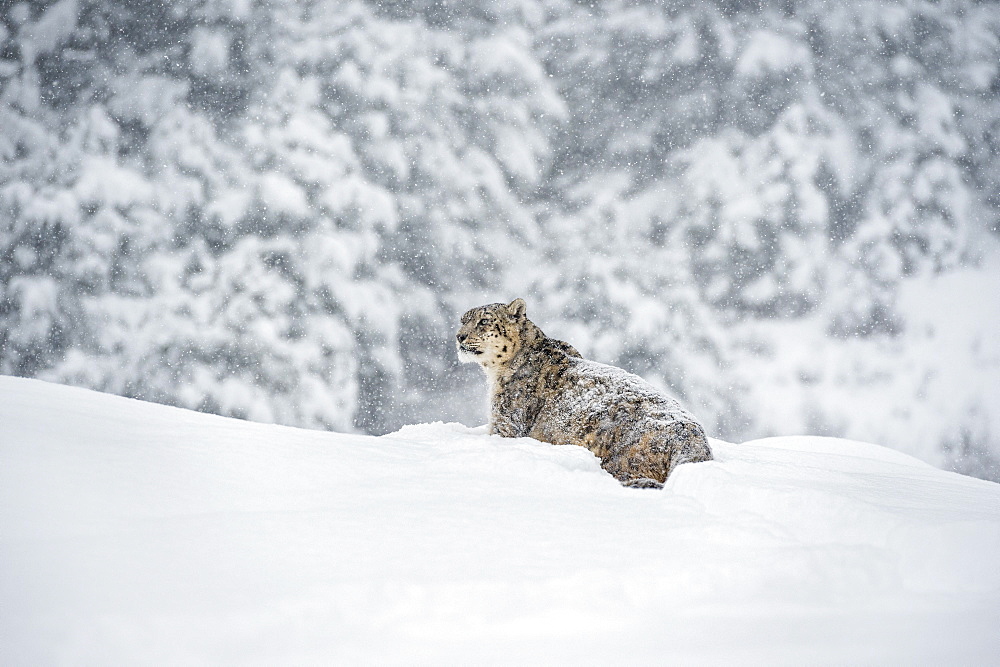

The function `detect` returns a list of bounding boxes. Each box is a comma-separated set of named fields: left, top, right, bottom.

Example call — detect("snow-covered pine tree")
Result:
left=225, top=0, right=565, bottom=430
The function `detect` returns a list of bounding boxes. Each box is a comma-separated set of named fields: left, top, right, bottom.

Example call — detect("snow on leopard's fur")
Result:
left=457, top=299, right=712, bottom=488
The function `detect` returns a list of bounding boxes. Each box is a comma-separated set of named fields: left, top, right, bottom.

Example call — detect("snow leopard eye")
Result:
left=478, top=318, right=489, bottom=327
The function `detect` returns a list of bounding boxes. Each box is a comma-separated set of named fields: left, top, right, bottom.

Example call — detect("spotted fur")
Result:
left=457, top=299, right=713, bottom=488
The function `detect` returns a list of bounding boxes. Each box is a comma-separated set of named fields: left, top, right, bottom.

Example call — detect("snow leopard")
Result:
left=456, top=298, right=712, bottom=488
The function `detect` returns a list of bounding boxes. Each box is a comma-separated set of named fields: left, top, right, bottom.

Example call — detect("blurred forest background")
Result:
left=2, top=0, right=999, bottom=479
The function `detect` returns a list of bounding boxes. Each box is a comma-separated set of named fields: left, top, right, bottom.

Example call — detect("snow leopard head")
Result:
left=456, top=298, right=527, bottom=368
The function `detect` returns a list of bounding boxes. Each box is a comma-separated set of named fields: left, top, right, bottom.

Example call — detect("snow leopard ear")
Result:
left=507, top=298, right=527, bottom=320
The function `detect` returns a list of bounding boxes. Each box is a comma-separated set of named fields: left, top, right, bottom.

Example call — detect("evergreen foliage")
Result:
left=2, top=0, right=998, bottom=478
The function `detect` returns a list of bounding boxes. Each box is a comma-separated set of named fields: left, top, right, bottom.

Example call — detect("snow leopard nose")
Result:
left=457, top=333, right=467, bottom=343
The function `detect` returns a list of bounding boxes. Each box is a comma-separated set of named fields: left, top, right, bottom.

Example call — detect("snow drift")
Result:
left=1, top=376, right=998, bottom=664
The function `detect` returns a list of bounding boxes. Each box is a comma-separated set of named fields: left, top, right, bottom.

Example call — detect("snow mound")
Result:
left=2, top=376, right=999, bottom=664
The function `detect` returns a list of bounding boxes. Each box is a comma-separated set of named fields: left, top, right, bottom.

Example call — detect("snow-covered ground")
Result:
left=2, top=376, right=999, bottom=664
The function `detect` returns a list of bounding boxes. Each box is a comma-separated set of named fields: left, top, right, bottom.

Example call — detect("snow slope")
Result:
left=2, top=376, right=999, bottom=664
